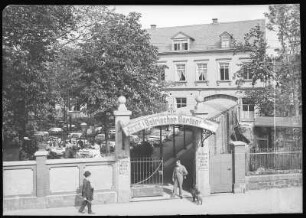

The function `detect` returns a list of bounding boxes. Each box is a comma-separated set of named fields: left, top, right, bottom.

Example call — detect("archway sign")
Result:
left=121, top=112, right=219, bottom=136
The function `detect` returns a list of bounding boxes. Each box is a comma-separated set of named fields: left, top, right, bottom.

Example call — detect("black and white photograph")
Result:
left=2, top=4, right=302, bottom=215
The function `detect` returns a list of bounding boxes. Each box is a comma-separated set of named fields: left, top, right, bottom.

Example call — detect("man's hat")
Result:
left=84, top=171, right=91, bottom=177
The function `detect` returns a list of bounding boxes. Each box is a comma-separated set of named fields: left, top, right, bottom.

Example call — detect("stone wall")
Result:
left=3, top=157, right=118, bottom=211
left=3, top=161, right=36, bottom=197
left=246, top=173, right=302, bottom=190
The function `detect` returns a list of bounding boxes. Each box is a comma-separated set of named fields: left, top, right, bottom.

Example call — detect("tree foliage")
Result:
left=233, top=25, right=275, bottom=116
left=265, top=4, right=301, bottom=116
left=233, top=25, right=274, bottom=86
left=234, top=4, right=301, bottom=117
left=2, top=5, right=76, bottom=143
left=3, top=6, right=166, bottom=156
left=73, top=11, right=166, bottom=118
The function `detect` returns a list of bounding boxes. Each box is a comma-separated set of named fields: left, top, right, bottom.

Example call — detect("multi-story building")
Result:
left=147, top=18, right=266, bottom=142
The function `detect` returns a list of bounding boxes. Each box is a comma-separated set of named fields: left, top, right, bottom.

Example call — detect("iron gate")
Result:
left=131, top=157, right=163, bottom=198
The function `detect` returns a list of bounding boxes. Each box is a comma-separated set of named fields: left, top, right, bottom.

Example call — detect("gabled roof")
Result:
left=171, top=31, right=195, bottom=41
left=219, top=31, right=233, bottom=38
left=146, top=19, right=265, bottom=53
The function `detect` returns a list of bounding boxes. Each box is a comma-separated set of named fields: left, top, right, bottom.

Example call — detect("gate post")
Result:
left=231, top=141, right=246, bottom=193
left=35, top=150, right=49, bottom=197
left=193, top=128, right=211, bottom=196
left=192, top=96, right=211, bottom=196
left=114, top=96, right=132, bottom=202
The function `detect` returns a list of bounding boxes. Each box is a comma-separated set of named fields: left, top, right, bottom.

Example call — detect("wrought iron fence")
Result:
left=131, top=157, right=163, bottom=186
left=247, top=150, right=302, bottom=175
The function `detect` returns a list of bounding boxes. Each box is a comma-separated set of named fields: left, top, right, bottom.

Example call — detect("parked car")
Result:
left=108, top=140, right=116, bottom=148
left=68, top=132, right=83, bottom=139
left=108, top=131, right=116, bottom=140
left=161, top=131, right=172, bottom=141
left=150, top=128, right=169, bottom=139
left=147, top=135, right=161, bottom=145
left=108, top=128, right=116, bottom=135
left=102, top=139, right=115, bottom=148
left=68, top=132, right=84, bottom=144
left=95, top=133, right=106, bottom=142
left=63, top=124, right=77, bottom=131
left=95, top=126, right=103, bottom=134
left=48, top=127, right=63, bottom=133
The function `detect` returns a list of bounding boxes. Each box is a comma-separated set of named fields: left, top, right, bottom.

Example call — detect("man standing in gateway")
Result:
left=172, top=159, right=188, bottom=199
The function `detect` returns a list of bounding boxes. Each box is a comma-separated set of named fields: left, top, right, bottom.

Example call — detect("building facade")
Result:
left=147, top=18, right=266, bottom=143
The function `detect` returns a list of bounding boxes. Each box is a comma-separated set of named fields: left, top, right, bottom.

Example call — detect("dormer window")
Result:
left=221, top=37, right=230, bottom=48
left=171, top=32, right=194, bottom=52
left=173, top=39, right=189, bottom=51
left=220, top=32, right=233, bottom=49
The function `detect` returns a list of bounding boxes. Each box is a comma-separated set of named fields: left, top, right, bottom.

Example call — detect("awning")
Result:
left=254, top=116, right=302, bottom=128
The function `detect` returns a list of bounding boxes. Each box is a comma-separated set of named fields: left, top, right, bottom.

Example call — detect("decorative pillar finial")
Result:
left=195, top=95, right=204, bottom=110
left=118, top=96, right=127, bottom=111
left=195, top=95, right=204, bottom=103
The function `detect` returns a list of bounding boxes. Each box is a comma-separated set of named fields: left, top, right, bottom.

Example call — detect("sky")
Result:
left=112, top=5, right=280, bottom=55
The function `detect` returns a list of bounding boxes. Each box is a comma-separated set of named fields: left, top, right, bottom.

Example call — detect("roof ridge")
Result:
left=146, top=19, right=265, bottom=30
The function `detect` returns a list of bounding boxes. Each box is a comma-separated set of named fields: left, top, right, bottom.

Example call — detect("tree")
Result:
left=2, top=5, right=76, bottom=145
left=265, top=4, right=301, bottom=117
left=233, top=4, right=301, bottom=117
left=73, top=11, right=166, bottom=119
left=233, top=25, right=275, bottom=116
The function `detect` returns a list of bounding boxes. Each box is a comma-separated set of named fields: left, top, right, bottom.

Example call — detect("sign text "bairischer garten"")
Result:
left=122, top=114, right=219, bottom=136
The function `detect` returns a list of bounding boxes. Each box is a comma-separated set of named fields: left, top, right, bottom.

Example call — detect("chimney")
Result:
left=212, top=18, right=218, bottom=24
left=150, top=24, right=156, bottom=29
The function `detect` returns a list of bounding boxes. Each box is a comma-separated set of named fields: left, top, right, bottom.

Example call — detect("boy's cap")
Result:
left=84, top=171, right=91, bottom=177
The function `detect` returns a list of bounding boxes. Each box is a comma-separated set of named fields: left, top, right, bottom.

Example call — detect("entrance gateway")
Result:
left=113, top=96, right=246, bottom=202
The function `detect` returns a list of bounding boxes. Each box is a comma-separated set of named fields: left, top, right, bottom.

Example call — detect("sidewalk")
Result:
left=4, top=187, right=302, bottom=216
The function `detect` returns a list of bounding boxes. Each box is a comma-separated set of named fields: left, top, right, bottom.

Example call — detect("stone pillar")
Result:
left=231, top=141, right=246, bottom=193
left=193, top=127, right=210, bottom=196
left=192, top=96, right=211, bottom=196
left=33, top=131, right=49, bottom=197
left=113, top=96, right=132, bottom=202
left=35, top=150, right=49, bottom=197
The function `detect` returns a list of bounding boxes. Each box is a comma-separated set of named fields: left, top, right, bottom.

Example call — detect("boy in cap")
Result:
left=79, top=171, right=95, bottom=214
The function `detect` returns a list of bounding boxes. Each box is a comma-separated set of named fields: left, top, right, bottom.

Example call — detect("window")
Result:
left=182, top=42, right=188, bottom=50
left=176, top=64, right=186, bottom=81
left=241, top=98, right=255, bottom=121
left=221, top=39, right=230, bottom=48
left=174, top=43, right=181, bottom=51
left=173, top=40, right=189, bottom=51
left=176, top=98, right=187, bottom=108
left=242, top=98, right=254, bottom=112
left=197, top=63, right=207, bottom=81
left=219, top=63, right=229, bottom=80
left=242, top=66, right=253, bottom=80
left=220, top=35, right=231, bottom=48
